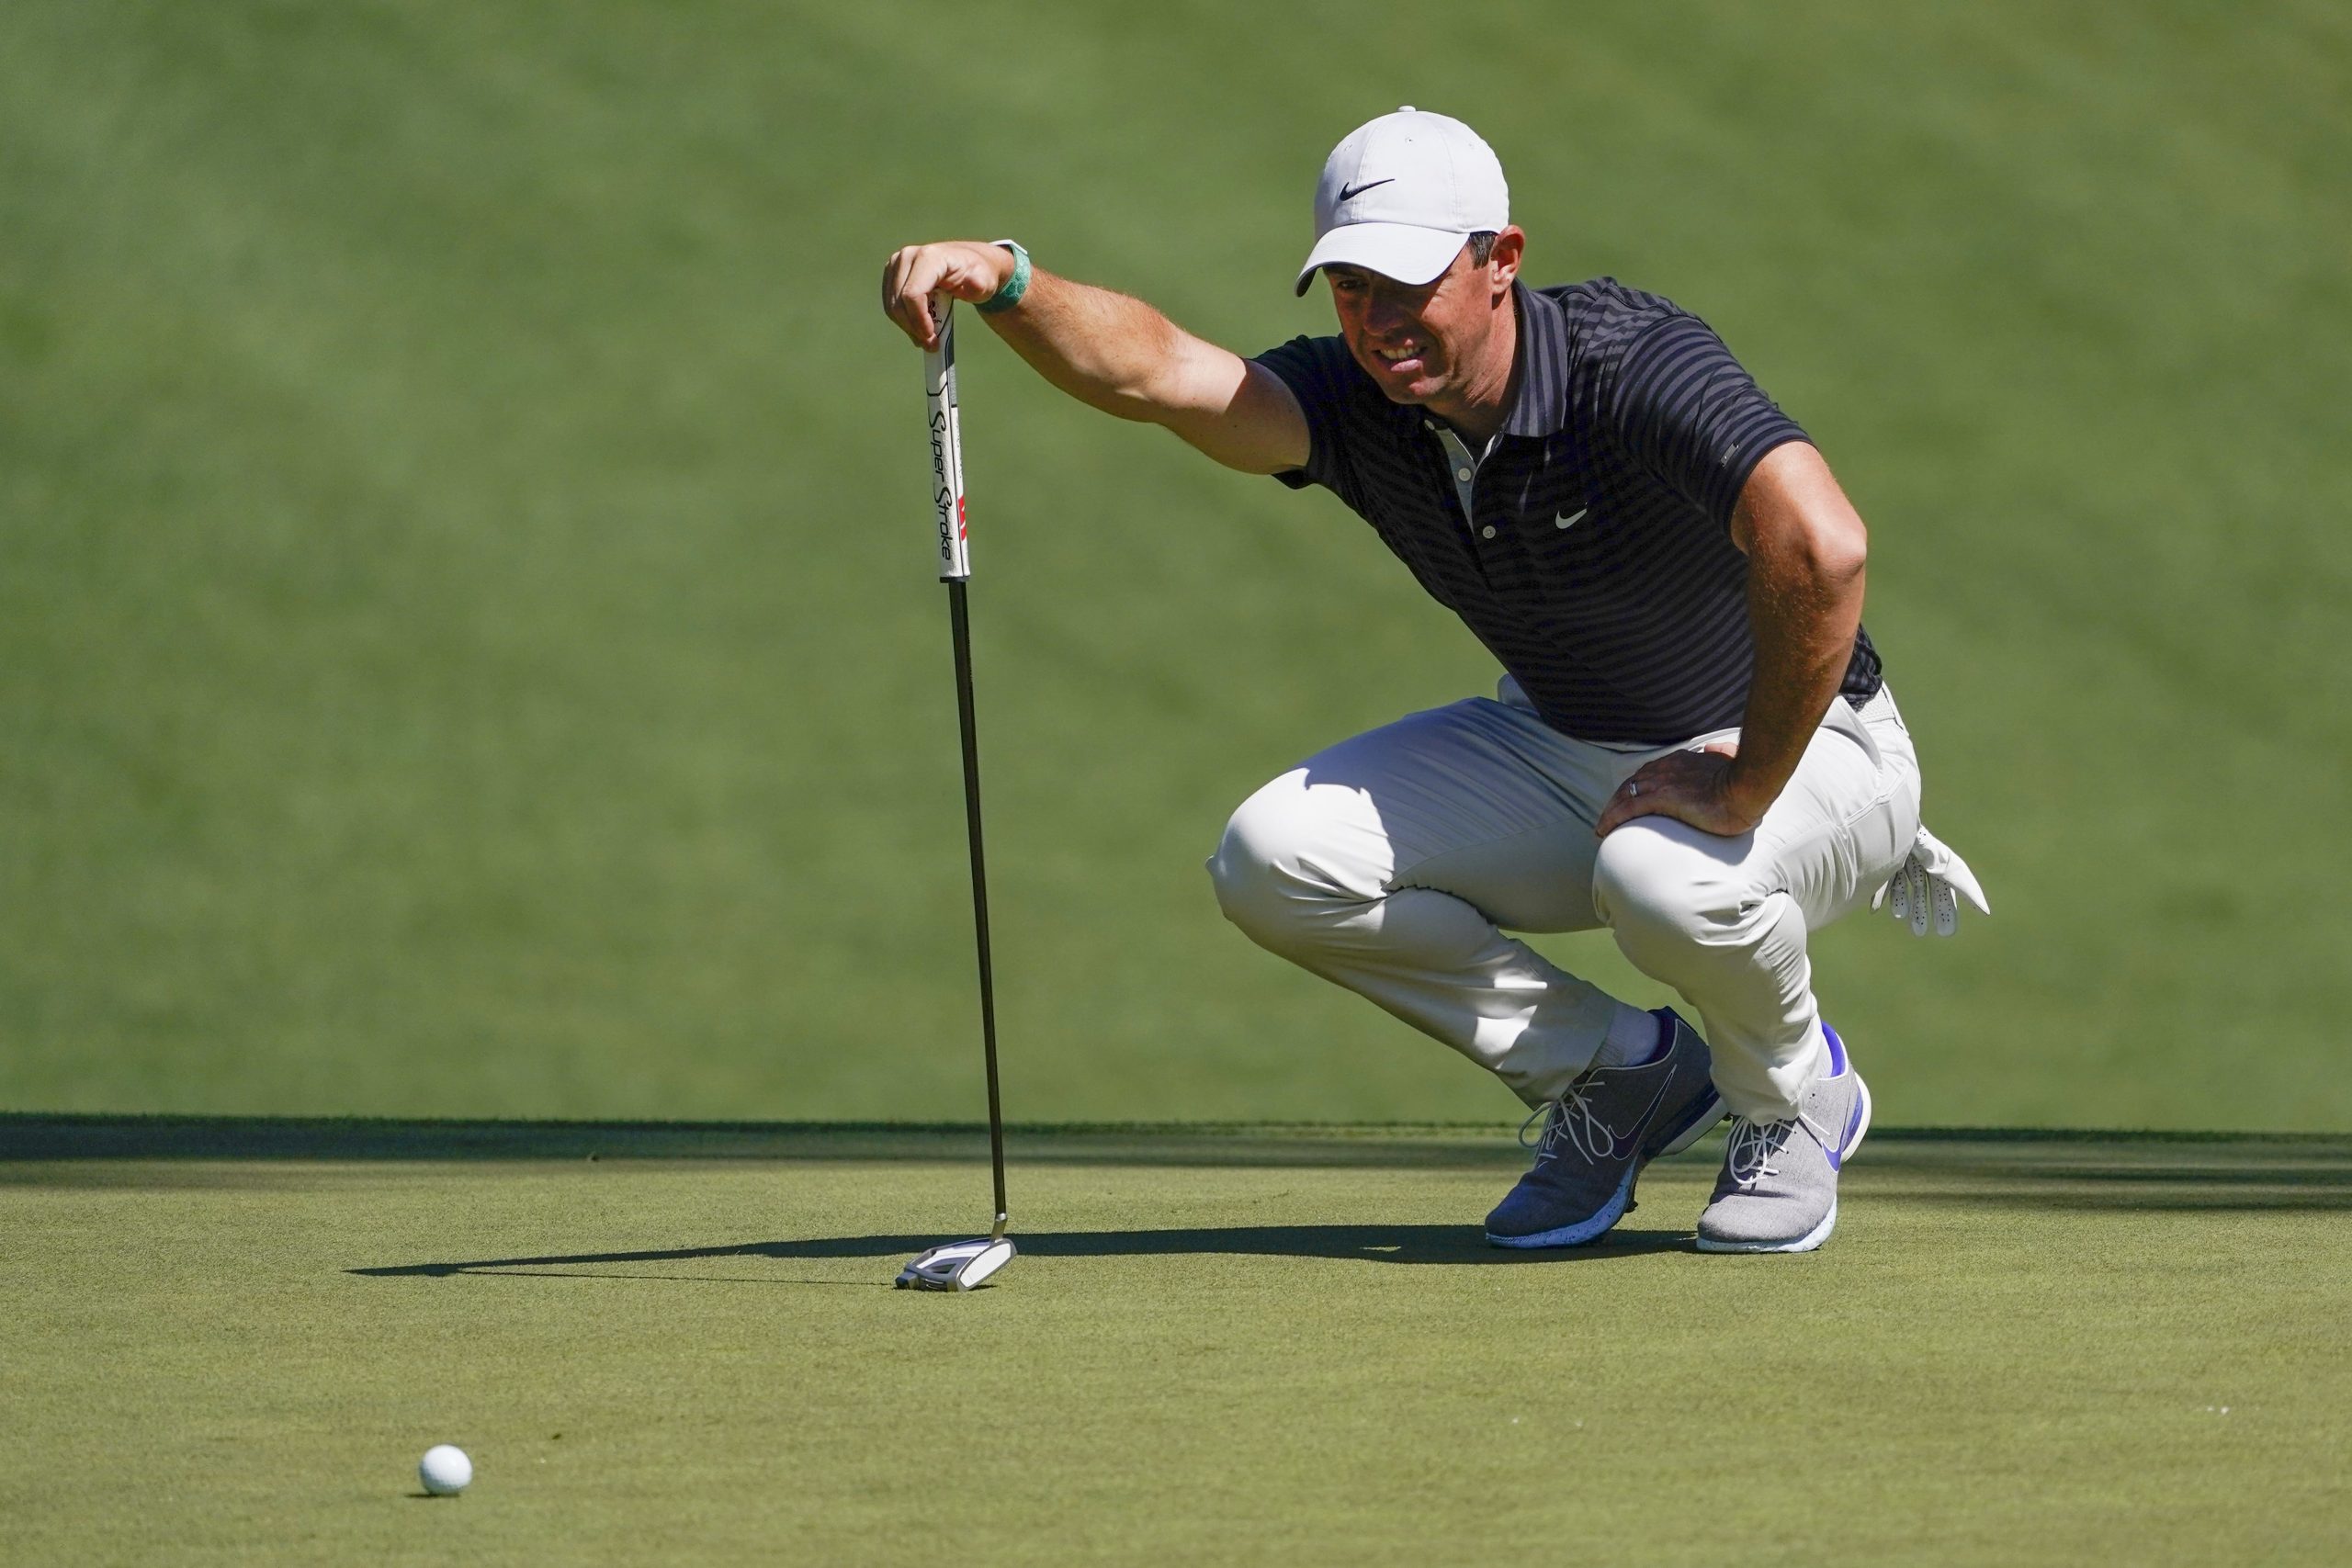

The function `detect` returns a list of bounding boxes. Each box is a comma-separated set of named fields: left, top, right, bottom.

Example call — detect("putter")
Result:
left=898, top=299, right=1016, bottom=1293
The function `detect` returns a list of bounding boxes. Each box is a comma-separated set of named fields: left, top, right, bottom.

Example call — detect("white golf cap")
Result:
left=1294, top=107, right=1509, bottom=296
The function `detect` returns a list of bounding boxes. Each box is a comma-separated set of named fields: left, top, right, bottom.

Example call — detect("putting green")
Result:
left=5, top=1120, right=2346, bottom=1564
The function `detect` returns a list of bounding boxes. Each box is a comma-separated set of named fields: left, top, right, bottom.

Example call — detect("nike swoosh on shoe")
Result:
left=1828, top=1083, right=1870, bottom=1170
left=1599, top=1072, right=1676, bottom=1160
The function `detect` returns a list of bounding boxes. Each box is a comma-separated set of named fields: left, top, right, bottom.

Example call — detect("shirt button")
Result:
left=1480, top=525, right=1497, bottom=539
left=1455, top=467, right=1473, bottom=481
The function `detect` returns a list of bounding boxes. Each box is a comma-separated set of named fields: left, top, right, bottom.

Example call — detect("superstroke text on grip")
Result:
left=923, top=302, right=971, bottom=580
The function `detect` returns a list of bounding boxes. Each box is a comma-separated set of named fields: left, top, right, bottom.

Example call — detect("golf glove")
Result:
left=1871, top=825, right=1989, bottom=937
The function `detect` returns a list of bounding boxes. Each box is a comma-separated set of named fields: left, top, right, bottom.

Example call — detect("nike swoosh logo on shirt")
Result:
left=1555, top=508, right=1588, bottom=530
left=1339, top=178, right=1396, bottom=201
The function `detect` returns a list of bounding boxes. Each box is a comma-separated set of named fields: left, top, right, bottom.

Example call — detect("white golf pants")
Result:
left=1206, top=680, right=1922, bottom=1120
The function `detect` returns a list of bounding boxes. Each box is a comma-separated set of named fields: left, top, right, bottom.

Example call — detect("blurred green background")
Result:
left=1, top=2, right=2344, bottom=1127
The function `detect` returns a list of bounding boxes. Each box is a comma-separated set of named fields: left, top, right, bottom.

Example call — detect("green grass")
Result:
left=5, top=1121, right=2347, bottom=1564
left=2, top=3, right=2349, bottom=1126
left=6, top=10, right=2342, bottom=1558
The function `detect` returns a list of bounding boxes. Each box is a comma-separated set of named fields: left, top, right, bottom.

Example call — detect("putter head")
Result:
left=895, top=1235, right=1016, bottom=1292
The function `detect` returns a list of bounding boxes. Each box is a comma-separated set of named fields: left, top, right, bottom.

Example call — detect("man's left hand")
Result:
left=1595, top=743, right=1768, bottom=839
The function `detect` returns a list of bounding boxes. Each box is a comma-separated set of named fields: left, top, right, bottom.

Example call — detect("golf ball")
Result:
left=419, top=1444, right=473, bottom=1495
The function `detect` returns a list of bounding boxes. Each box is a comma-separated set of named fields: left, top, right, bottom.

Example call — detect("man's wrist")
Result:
left=1719, top=756, right=1782, bottom=825
left=978, top=240, right=1031, bottom=314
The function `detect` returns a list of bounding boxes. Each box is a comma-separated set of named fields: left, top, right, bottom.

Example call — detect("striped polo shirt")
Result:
left=1255, top=278, right=1883, bottom=745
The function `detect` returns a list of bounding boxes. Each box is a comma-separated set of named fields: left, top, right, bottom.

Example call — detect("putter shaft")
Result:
left=947, top=577, right=1009, bottom=1238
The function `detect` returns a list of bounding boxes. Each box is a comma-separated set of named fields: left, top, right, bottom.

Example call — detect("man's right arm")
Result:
left=881, top=241, right=1309, bottom=477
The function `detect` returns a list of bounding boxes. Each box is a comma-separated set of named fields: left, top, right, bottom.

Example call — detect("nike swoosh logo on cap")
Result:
left=1339, top=178, right=1396, bottom=201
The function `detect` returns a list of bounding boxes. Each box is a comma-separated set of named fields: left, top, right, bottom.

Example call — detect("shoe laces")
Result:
left=1722, top=1108, right=1833, bottom=1190
left=1519, top=1077, right=1619, bottom=1165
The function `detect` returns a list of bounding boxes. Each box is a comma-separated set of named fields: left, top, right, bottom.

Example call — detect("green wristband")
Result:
left=978, top=240, right=1031, bottom=314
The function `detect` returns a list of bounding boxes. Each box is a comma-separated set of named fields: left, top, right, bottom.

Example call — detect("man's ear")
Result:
left=1487, top=226, right=1526, bottom=297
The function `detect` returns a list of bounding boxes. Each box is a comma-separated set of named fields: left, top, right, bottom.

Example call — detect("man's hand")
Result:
left=881, top=242, right=1018, bottom=350
left=1595, top=742, right=1770, bottom=839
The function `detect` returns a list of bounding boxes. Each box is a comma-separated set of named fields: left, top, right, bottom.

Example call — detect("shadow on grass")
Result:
left=8, top=1115, right=2352, bottom=1213
left=349, top=1224, right=1693, bottom=1277
left=0, top=1114, right=1521, bottom=1168
left=1871, top=1144, right=2352, bottom=1213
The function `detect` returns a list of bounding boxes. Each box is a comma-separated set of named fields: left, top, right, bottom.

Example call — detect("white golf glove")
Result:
left=1871, top=825, right=1990, bottom=937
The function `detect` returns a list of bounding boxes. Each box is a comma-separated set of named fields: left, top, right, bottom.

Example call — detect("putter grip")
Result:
left=923, top=301, right=972, bottom=581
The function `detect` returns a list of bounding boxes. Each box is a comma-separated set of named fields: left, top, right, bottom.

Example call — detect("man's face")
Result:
left=1324, top=237, right=1512, bottom=407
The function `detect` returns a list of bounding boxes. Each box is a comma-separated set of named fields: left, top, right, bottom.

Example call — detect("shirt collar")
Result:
left=1498, top=281, right=1570, bottom=439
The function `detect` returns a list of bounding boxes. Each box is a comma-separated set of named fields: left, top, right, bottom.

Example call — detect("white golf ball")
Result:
left=419, top=1444, right=473, bottom=1495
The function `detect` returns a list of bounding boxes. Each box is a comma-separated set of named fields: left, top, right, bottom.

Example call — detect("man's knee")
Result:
left=1590, top=821, right=1748, bottom=960
left=1206, top=772, right=1377, bottom=953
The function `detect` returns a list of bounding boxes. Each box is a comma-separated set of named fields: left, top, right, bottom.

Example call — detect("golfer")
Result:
left=881, top=107, right=1985, bottom=1253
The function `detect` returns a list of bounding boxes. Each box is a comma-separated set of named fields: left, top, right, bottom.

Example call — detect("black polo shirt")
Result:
left=1255, top=278, right=1883, bottom=745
